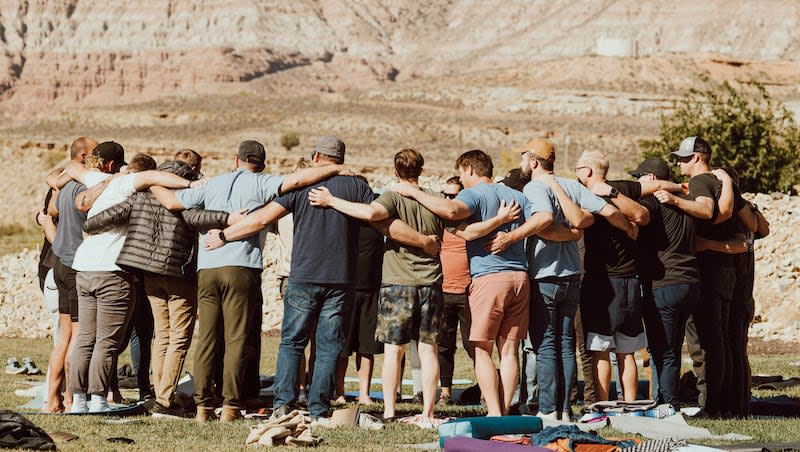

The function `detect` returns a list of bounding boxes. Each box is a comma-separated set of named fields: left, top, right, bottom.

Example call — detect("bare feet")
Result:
left=42, top=399, right=65, bottom=413
left=333, top=396, right=347, bottom=405
left=358, top=397, right=374, bottom=405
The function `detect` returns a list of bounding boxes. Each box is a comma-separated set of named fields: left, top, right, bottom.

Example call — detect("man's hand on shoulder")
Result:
left=711, top=168, right=732, bottom=183
left=497, top=199, right=521, bottom=224
left=336, top=165, right=355, bottom=176
left=308, top=186, right=334, bottom=207
left=391, top=182, right=419, bottom=199
left=654, top=189, right=676, bottom=205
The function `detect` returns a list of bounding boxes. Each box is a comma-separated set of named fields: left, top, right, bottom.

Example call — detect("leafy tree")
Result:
left=640, top=78, right=800, bottom=193
left=280, top=132, right=300, bottom=152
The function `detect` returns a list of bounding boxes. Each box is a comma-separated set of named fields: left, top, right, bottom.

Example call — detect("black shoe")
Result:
left=151, top=402, right=191, bottom=420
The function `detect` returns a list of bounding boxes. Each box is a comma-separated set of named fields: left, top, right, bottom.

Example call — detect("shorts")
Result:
left=375, top=285, right=443, bottom=346
left=53, top=259, right=79, bottom=322
left=586, top=331, right=646, bottom=354
left=466, top=271, right=529, bottom=342
left=342, top=289, right=384, bottom=356
left=581, top=274, right=644, bottom=351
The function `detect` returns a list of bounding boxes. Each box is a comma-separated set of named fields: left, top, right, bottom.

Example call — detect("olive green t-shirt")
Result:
left=374, top=189, right=444, bottom=286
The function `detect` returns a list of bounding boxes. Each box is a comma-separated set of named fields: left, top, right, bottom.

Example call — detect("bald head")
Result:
left=70, top=137, right=98, bottom=163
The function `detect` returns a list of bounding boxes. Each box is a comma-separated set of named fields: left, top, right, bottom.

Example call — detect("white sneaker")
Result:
left=89, top=394, right=111, bottom=413
left=561, top=411, right=572, bottom=422
left=71, top=393, right=88, bottom=414
left=536, top=411, right=559, bottom=420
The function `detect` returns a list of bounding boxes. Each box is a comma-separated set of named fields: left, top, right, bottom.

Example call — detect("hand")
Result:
left=337, top=165, right=355, bottom=176
left=654, top=189, right=676, bottom=205
left=391, top=183, right=419, bottom=199
left=590, top=181, right=614, bottom=197
left=227, top=208, right=248, bottom=225
left=189, top=178, right=208, bottom=188
left=205, top=229, right=225, bottom=250
left=421, top=235, right=441, bottom=256
left=484, top=231, right=512, bottom=254
left=308, top=186, right=334, bottom=207
left=711, top=168, right=731, bottom=183
left=496, top=199, right=520, bottom=224
left=36, top=211, right=48, bottom=227
left=625, top=221, right=639, bottom=241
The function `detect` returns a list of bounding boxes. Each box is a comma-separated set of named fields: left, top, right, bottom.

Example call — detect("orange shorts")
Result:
left=466, top=271, right=529, bottom=342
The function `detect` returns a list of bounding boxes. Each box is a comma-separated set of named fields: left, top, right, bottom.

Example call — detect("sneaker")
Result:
left=411, top=392, right=424, bottom=404
left=71, top=393, right=88, bottom=414
left=151, top=402, right=190, bottom=420
left=358, top=413, right=384, bottom=430
left=310, top=416, right=333, bottom=429
left=5, top=357, right=25, bottom=375
left=21, top=357, right=41, bottom=375
left=270, top=405, right=291, bottom=422
left=89, top=395, right=111, bottom=413
left=297, top=389, right=308, bottom=407
left=561, top=411, right=572, bottom=422
left=536, top=411, right=559, bottom=420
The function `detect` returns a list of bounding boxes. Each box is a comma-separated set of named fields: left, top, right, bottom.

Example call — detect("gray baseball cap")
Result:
left=671, top=136, right=711, bottom=157
left=238, top=140, right=266, bottom=166
left=314, top=136, right=345, bottom=160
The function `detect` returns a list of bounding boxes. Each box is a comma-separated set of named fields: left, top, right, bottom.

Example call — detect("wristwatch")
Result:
left=608, top=187, right=619, bottom=198
left=218, top=230, right=228, bottom=244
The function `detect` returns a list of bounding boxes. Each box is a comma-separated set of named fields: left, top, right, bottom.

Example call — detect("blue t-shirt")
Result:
left=275, top=175, right=373, bottom=285
left=524, top=177, right=607, bottom=279
left=456, top=182, right=538, bottom=278
left=51, top=180, right=88, bottom=267
left=176, top=168, right=284, bottom=270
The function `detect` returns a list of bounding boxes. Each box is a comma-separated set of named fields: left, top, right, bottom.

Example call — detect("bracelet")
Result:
left=219, top=230, right=228, bottom=244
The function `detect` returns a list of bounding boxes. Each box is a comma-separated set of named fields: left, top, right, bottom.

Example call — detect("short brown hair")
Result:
left=394, top=148, right=424, bottom=180
left=127, top=153, right=157, bottom=173
left=455, top=149, right=493, bottom=178
left=445, top=176, right=462, bottom=187
left=70, top=137, right=97, bottom=160
left=174, top=149, right=202, bottom=169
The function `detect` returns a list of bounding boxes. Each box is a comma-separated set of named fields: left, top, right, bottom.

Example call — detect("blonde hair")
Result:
left=578, top=150, right=609, bottom=177
left=83, top=155, right=103, bottom=170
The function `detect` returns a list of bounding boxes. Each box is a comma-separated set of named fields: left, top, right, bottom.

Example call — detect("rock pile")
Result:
left=1, top=187, right=797, bottom=344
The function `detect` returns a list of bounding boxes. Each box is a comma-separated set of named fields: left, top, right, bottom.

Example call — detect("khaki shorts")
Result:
left=466, top=271, right=529, bottom=342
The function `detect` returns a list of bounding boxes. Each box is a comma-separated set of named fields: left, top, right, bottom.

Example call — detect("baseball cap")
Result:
left=499, top=168, right=531, bottom=191
left=237, top=140, right=266, bottom=166
left=629, top=157, right=671, bottom=180
left=93, top=141, right=126, bottom=166
left=314, top=135, right=345, bottom=160
left=516, top=138, right=555, bottom=162
left=671, top=136, right=711, bottom=158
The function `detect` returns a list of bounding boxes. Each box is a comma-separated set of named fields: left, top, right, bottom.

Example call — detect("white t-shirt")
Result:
left=72, top=173, right=137, bottom=272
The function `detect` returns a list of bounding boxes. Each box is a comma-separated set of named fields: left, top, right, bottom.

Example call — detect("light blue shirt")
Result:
left=523, top=177, right=607, bottom=279
left=456, top=182, right=540, bottom=278
left=176, top=168, right=284, bottom=270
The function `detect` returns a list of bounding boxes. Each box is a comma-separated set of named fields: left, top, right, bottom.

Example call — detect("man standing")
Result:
left=151, top=140, right=348, bottom=422
left=654, top=137, right=756, bottom=417
left=390, top=149, right=553, bottom=416
left=574, top=150, right=650, bottom=402
left=205, top=137, right=439, bottom=422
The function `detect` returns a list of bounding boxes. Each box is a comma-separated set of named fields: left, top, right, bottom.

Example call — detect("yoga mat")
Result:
left=438, top=416, right=543, bottom=448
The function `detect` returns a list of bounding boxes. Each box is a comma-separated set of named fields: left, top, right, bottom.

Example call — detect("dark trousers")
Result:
left=643, top=283, right=699, bottom=407
left=729, top=251, right=755, bottom=417
left=117, top=280, right=154, bottom=398
left=194, top=266, right=261, bottom=408
left=438, top=292, right=473, bottom=388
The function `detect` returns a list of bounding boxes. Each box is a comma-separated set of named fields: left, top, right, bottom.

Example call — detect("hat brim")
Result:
left=629, top=170, right=643, bottom=178
left=670, top=149, right=693, bottom=157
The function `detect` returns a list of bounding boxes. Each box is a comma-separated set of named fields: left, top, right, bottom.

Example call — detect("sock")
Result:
left=89, top=393, right=110, bottom=411
left=411, top=369, right=422, bottom=395
left=70, top=392, right=87, bottom=413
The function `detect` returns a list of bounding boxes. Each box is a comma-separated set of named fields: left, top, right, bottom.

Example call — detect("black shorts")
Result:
left=580, top=274, right=644, bottom=339
left=342, top=289, right=383, bottom=356
left=53, top=259, right=79, bottom=322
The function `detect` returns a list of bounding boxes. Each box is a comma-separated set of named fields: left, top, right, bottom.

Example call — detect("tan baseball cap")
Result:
left=516, top=138, right=555, bottom=162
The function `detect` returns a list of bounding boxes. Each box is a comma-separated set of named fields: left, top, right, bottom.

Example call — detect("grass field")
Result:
left=1, top=336, right=799, bottom=451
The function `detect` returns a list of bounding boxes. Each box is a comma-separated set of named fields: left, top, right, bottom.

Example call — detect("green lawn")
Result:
left=1, top=337, right=798, bottom=451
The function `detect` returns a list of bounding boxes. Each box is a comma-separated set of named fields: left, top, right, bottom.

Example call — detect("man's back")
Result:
left=374, top=189, right=444, bottom=286
left=457, top=181, right=532, bottom=278
left=275, top=175, right=373, bottom=285
left=176, top=168, right=283, bottom=270
left=52, top=181, right=88, bottom=267
left=583, top=180, right=641, bottom=279
left=639, top=196, right=699, bottom=290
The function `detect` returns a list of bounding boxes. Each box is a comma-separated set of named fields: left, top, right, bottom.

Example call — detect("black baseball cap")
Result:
left=630, top=157, right=671, bottom=180
left=237, top=140, right=266, bottom=166
left=93, top=141, right=126, bottom=166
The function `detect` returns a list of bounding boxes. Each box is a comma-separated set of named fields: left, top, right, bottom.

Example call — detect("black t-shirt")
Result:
left=583, top=180, right=642, bottom=279
left=638, top=195, right=699, bottom=289
left=688, top=173, right=746, bottom=241
left=275, top=175, right=374, bottom=285
left=356, top=195, right=385, bottom=290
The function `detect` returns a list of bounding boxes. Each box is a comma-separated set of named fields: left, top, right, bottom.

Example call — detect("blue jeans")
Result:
left=273, top=282, right=353, bottom=418
left=531, top=275, right=580, bottom=414
left=643, top=283, right=699, bottom=407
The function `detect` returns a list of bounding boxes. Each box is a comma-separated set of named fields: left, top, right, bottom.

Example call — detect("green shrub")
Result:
left=640, top=78, right=800, bottom=193
left=280, top=132, right=300, bottom=152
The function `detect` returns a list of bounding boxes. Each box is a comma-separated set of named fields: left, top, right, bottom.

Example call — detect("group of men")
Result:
left=36, top=132, right=767, bottom=425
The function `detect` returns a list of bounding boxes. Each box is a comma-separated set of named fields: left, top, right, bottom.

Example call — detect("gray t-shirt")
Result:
left=524, top=177, right=607, bottom=279
left=176, top=168, right=284, bottom=270
left=51, top=180, right=88, bottom=267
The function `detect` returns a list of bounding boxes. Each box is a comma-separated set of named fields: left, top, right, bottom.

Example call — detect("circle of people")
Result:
left=36, top=134, right=768, bottom=425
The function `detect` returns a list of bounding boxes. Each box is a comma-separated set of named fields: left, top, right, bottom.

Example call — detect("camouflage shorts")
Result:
left=375, top=285, right=443, bottom=346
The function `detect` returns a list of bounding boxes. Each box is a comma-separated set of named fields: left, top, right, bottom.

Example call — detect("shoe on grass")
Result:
left=195, top=406, right=217, bottom=423
left=22, top=357, right=41, bottom=375
left=151, top=402, right=191, bottom=420
left=5, top=357, right=25, bottom=375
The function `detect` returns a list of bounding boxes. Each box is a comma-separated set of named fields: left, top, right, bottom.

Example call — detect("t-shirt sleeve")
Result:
left=83, top=171, right=110, bottom=188
left=373, top=191, right=398, bottom=218
left=454, top=189, right=479, bottom=217
left=175, top=187, right=205, bottom=209
left=259, top=174, right=285, bottom=203
left=273, top=190, right=297, bottom=212
left=639, top=196, right=660, bottom=218
left=573, top=183, right=608, bottom=213
left=119, top=173, right=137, bottom=197
left=611, top=180, right=642, bottom=200
left=523, top=182, right=555, bottom=214
left=688, top=176, right=715, bottom=201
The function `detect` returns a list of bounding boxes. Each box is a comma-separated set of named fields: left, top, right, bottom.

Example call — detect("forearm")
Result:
left=328, top=198, right=387, bottom=221
left=372, top=218, right=427, bottom=248
left=43, top=216, right=57, bottom=243
left=714, top=179, right=734, bottom=223
left=610, top=194, right=649, bottom=225
left=134, top=171, right=191, bottom=191
left=696, top=235, right=747, bottom=254
left=505, top=211, right=554, bottom=244
left=672, top=197, right=713, bottom=220
left=455, top=215, right=508, bottom=241
left=604, top=207, right=637, bottom=237
left=75, top=177, right=113, bottom=212
left=552, top=184, right=593, bottom=228
left=737, top=204, right=758, bottom=233
left=149, top=186, right=185, bottom=211
left=640, top=180, right=681, bottom=197
left=222, top=203, right=286, bottom=241
left=47, top=170, right=72, bottom=190
left=280, top=165, right=340, bottom=193
left=402, top=187, right=468, bottom=220
left=538, top=222, right=582, bottom=242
